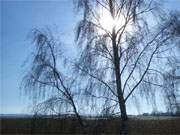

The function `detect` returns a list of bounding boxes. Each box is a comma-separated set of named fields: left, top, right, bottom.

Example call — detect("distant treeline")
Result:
left=142, top=111, right=180, bottom=116
left=31, top=111, right=180, bottom=119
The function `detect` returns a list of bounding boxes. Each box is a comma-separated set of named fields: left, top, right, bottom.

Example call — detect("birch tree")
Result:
left=74, top=0, right=180, bottom=133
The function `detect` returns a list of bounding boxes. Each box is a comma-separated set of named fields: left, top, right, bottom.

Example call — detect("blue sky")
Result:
left=0, top=0, right=180, bottom=114
left=1, top=0, right=77, bottom=114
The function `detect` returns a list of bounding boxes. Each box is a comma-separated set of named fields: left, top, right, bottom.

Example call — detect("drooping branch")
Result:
left=74, top=64, right=117, bottom=97
left=122, top=26, right=170, bottom=94
left=125, top=35, right=172, bottom=101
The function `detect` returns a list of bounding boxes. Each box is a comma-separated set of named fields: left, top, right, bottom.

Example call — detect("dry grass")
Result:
left=1, top=117, right=180, bottom=134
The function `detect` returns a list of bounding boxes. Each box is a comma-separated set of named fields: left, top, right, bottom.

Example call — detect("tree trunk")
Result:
left=112, top=28, right=128, bottom=134
left=73, top=106, right=85, bottom=128
left=69, top=96, right=85, bottom=129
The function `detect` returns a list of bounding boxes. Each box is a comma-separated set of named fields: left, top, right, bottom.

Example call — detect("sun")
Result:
left=98, top=8, right=126, bottom=34
left=98, top=9, right=116, bottom=33
left=97, top=8, right=133, bottom=48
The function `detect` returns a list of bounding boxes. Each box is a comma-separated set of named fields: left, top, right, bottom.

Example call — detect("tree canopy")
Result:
left=22, top=0, right=180, bottom=128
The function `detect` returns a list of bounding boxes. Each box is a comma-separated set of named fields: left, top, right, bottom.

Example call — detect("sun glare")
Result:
left=97, top=8, right=133, bottom=48
left=98, top=8, right=126, bottom=34
left=99, top=9, right=116, bottom=33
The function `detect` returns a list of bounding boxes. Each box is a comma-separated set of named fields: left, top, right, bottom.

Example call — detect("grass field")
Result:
left=1, top=116, right=180, bottom=134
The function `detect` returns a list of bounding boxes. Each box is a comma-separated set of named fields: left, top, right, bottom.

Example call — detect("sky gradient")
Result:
left=1, top=0, right=76, bottom=114
left=0, top=0, right=180, bottom=114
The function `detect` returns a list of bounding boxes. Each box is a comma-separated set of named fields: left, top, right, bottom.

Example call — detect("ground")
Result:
left=1, top=116, right=180, bottom=134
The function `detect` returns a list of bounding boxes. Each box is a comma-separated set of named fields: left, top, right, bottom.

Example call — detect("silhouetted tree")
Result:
left=21, top=0, right=180, bottom=134
left=163, top=45, right=180, bottom=115
left=22, top=29, right=84, bottom=128
left=74, top=0, right=180, bottom=134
